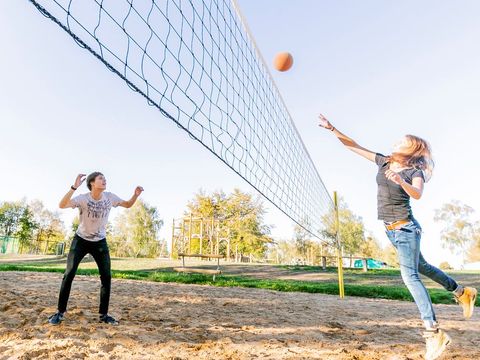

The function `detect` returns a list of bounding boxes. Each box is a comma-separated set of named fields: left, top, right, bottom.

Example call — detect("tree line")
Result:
left=0, top=199, right=165, bottom=258
left=2, top=193, right=478, bottom=265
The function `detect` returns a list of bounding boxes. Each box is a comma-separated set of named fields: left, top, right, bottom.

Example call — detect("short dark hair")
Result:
left=86, top=172, right=104, bottom=191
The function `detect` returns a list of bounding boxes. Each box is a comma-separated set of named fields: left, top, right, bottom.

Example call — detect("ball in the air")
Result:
left=273, top=52, right=293, bottom=72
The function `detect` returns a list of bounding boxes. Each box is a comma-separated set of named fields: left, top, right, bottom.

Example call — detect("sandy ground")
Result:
left=0, top=272, right=478, bottom=360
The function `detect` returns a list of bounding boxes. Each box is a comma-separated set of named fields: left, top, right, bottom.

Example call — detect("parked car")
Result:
left=353, top=258, right=388, bottom=269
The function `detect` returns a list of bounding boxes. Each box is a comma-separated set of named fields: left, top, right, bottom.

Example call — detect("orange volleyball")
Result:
left=273, top=52, right=293, bottom=72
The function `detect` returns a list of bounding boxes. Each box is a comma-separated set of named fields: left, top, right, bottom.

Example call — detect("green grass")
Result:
left=1, top=264, right=478, bottom=307
left=278, top=265, right=403, bottom=276
left=278, top=265, right=480, bottom=278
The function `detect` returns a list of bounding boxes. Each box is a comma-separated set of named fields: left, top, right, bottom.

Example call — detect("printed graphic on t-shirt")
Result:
left=87, top=198, right=113, bottom=219
left=71, top=192, right=123, bottom=241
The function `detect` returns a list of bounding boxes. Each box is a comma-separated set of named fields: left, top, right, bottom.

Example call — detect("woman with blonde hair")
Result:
left=318, top=114, right=476, bottom=360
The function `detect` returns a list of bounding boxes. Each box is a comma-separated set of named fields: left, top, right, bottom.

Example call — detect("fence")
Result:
left=0, top=236, right=65, bottom=256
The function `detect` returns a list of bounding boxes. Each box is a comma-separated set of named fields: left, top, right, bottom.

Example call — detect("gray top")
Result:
left=375, top=153, right=425, bottom=222
left=71, top=192, right=123, bottom=241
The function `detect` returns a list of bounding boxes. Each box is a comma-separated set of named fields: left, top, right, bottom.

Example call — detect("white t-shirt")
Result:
left=71, top=192, right=124, bottom=241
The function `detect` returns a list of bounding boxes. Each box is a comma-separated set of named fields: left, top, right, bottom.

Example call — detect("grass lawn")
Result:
left=1, top=258, right=478, bottom=307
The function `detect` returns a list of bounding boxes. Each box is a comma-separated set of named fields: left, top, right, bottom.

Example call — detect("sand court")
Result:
left=0, top=271, right=478, bottom=359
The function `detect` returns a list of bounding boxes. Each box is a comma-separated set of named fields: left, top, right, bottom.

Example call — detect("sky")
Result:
left=1, top=1, right=479, bottom=267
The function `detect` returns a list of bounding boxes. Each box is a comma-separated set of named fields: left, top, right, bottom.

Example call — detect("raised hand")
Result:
left=318, top=113, right=334, bottom=131
left=134, top=186, right=144, bottom=197
left=73, top=174, right=86, bottom=189
left=385, top=169, right=404, bottom=185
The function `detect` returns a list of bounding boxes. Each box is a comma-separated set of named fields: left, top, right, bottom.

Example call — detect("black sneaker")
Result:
left=99, top=314, right=119, bottom=325
left=48, top=312, right=64, bottom=325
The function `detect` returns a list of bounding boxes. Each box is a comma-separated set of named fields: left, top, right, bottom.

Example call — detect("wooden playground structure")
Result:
left=170, top=215, right=232, bottom=259
left=170, top=215, right=232, bottom=280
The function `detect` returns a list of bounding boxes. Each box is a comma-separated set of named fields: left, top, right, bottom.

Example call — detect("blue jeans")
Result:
left=385, top=219, right=458, bottom=327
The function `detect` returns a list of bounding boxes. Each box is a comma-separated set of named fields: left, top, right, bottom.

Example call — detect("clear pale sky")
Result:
left=1, top=1, right=479, bottom=267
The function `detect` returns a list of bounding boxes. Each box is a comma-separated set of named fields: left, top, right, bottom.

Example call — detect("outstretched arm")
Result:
left=59, top=174, right=86, bottom=209
left=119, top=186, right=144, bottom=208
left=318, top=114, right=376, bottom=162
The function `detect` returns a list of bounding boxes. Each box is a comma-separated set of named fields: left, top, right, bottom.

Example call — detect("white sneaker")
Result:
left=455, top=287, right=477, bottom=319
left=424, top=329, right=451, bottom=360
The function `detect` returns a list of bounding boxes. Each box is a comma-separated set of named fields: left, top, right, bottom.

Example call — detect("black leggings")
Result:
left=57, top=235, right=112, bottom=314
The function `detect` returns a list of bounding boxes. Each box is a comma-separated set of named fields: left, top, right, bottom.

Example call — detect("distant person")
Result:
left=318, top=114, right=477, bottom=360
left=48, top=172, right=144, bottom=325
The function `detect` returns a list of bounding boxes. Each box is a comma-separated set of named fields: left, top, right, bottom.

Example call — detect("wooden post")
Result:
left=210, top=217, right=214, bottom=254
left=226, top=228, right=231, bottom=260
left=334, top=191, right=345, bottom=299
left=199, top=220, right=203, bottom=255
left=181, top=218, right=186, bottom=255
left=170, top=218, right=175, bottom=259
left=188, top=213, right=193, bottom=254
left=216, top=223, right=220, bottom=255
left=158, top=239, right=165, bottom=258
left=362, top=258, right=368, bottom=272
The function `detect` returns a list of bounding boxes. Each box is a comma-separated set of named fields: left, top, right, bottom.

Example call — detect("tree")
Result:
left=0, top=200, right=66, bottom=253
left=71, top=216, right=80, bottom=235
left=321, top=197, right=366, bottom=256
left=185, top=189, right=272, bottom=258
left=382, top=244, right=399, bottom=267
left=293, top=222, right=310, bottom=259
left=16, top=206, right=38, bottom=248
left=267, top=239, right=294, bottom=264
left=29, top=200, right=66, bottom=245
left=111, top=199, right=164, bottom=258
left=466, top=222, right=480, bottom=262
left=223, top=189, right=273, bottom=257
left=434, top=200, right=476, bottom=264
left=0, top=201, right=26, bottom=237
left=358, top=234, right=383, bottom=259
left=439, top=261, right=453, bottom=270
left=0, top=200, right=38, bottom=248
